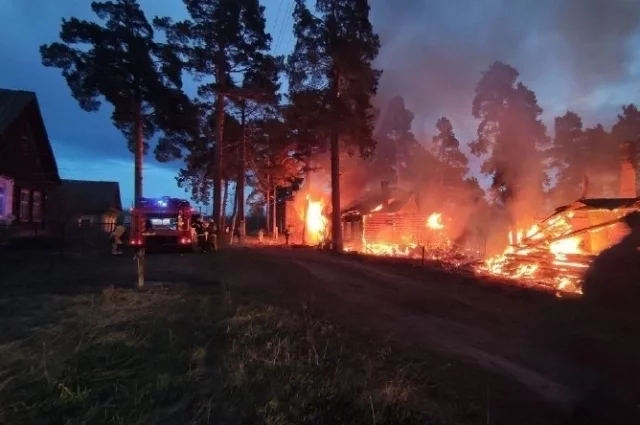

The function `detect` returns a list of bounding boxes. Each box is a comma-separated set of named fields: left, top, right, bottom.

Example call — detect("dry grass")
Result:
left=0, top=278, right=484, bottom=425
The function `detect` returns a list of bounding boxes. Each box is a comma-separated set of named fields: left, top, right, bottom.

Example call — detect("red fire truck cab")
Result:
left=130, top=197, right=194, bottom=251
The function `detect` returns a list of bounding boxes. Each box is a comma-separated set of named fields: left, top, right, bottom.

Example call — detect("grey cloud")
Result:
left=370, top=0, right=640, bottom=134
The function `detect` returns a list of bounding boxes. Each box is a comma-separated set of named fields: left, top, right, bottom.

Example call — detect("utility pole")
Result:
left=133, top=88, right=145, bottom=288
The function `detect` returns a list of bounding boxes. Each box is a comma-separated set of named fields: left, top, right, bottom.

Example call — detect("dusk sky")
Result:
left=1, top=0, right=639, bottom=207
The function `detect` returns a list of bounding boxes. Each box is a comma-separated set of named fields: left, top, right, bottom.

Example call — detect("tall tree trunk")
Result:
left=229, top=186, right=239, bottom=245
left=133, top=93, right=145, bottom=288
left=238, top=101, right=246, bottom=242
left=213, top=57, right=225, bottom=243
left=302, top=162, right=311, bottom=245
left=265, top=184, right=271, bottom=233
left=330, top=69, right=343, bottom=252
left=134, top=101, right=144, bottom=205
left=272, top=185, right=277, bottom=240
left=222, top=179, right=229, bottom=232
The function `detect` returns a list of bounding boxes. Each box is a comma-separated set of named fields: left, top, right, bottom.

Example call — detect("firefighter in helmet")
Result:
left=110, top=218, right=127, bottom=255
left=192, top=214, right=207, bottom=252
left=206, top=219, right=218, bottom=251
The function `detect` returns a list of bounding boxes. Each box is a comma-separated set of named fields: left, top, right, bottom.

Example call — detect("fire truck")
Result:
left=130, top=197, right=194, bottom=251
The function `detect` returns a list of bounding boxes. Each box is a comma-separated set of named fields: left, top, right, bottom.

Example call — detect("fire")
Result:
left=476, top=214, right=588, bottom=294
left=549, top=236, right=582, bottom=255
left=343, top=211, right=478, bottom=265
left=426, top=212, right=445, bottom=229
left=306, top=196, right=327, bottom=244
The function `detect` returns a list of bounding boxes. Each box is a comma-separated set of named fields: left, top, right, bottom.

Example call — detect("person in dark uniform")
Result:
left=192, top=215, right=207, bottom=252
left=284, top=227, right=291, bottom=245
left=206, top=220, right=217, bottom=251
left=144, top=218, right=153, bottom=234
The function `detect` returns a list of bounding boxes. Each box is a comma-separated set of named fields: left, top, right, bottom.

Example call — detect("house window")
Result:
left=0, top=181, right=4, bottom=218
left=0, top=176, right=14, bottom=221
left=32, top=191, right=42, bottom=223
left=19, top=189, right=30, bottom=222
left=78, top=216, right=93, bottom=227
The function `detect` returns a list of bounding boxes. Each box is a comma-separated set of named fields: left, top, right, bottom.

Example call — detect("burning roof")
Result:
left=341, top=187, right=414, bottom=216
left=555, top=197, right=640, bottom=213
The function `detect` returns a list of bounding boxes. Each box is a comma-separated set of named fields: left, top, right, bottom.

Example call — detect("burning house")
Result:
left=341, top=183, right=453, bottom=258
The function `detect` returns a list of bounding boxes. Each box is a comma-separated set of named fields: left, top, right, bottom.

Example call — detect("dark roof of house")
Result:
left=341, top=188, right=414, bottom=216
left=554, top=197, right=640, bottom=214
left=0, top=88, right=60, bottom=183
left=0, top=89, right=34, bottom=135
left=48, top=179, right=123, bottom=219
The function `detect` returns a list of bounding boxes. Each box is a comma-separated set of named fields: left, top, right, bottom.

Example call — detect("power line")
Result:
left=273, top=0, right=295, bottom=54
left=281, top=0, right=297, bottom=55
left=270, top=0, right=286, bottom=50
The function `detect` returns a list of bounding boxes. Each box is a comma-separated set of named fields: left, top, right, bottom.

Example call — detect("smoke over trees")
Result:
left=369, top=0, right=640, bottom=130
left=432, top=116, right=469, bottom=190
left=372, top=96, right=419, bottom=185
left=469, top=61, right=549, bottom=220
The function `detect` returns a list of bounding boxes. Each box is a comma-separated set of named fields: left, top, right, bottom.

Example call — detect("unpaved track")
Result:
left=209, top=246, right=640, bottom=423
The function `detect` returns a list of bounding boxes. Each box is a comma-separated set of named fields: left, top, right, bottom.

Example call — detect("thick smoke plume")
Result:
left=359, top=0, right=640, bottom=253
left=370, top=0, right=640, bottom=134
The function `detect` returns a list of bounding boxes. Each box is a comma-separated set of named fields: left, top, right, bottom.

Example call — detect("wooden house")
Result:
left=0, top=89, right=61, bottom=228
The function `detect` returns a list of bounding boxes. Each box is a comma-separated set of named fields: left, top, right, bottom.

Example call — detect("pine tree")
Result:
left=551, top=111, right=586, bottom=201
left=612, top=104, right=640, bottom=174
left=154, top=0, right=277, bottom=238
left=612, top=104, right=640, bottom=144
left=431, top=116, right=469, bottom=189
left=248, top=115, right=304, bottom=235
left=582, top=124, right=618, bottom=196
left=373, top=96, right=418, bottom=186
left=228, top=63, right=282, bottom=240
left=172, top=111, right=242, bottom=206
left=469, top=61, right=549, bottom=217
left=552, top=112, right=619, bottom=200
left=288, top=0, right=381, bottom=251
left=40, top=0, right=192, bottom=204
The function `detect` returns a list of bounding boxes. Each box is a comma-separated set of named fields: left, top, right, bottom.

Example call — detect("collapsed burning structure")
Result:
left=478, top=197, right=640, bottom=293
left=477, top=141, right=640, bottom=294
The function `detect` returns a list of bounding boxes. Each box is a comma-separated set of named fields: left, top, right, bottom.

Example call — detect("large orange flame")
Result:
left=426, top=212, right=445, bottom=230
left=306, top=196, right=327, bottom=244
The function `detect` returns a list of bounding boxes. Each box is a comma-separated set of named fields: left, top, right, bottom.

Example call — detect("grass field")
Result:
left=0, top=252, right=487, bottom=425
left=3, top=247, right=640, bottom=424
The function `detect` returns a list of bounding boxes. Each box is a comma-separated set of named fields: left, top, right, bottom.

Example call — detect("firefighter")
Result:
left=110, top=219, right=126, bottom=255
left=207, top=220, right=218, bottom=251
left=258, top=228, right=264, bottom=243
left=284, top=226, right=291, bottom=245
left=192, top=215, right=207, bottom=252
left=144, top=218, right=153, bottom=234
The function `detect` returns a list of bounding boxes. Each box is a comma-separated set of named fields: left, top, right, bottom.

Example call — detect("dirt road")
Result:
left=206, top=246, right=640, bottom=424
